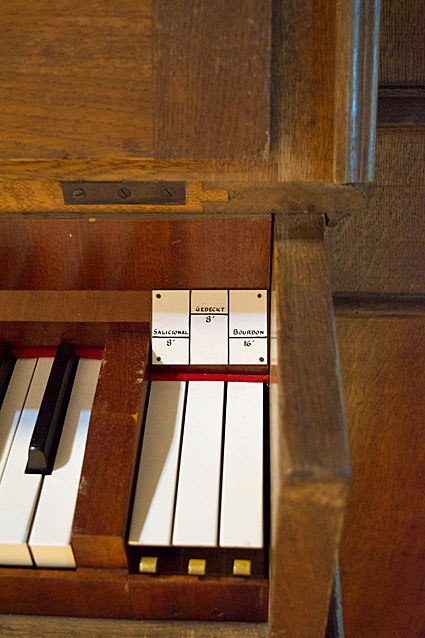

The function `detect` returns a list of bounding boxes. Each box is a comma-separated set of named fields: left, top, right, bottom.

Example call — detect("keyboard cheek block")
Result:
left=25, top=344, right=78, bottom=475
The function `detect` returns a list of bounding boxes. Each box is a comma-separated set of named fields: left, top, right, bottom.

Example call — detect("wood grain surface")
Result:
left=377, top=84, right=425, bottom=129
left=379, top=0, right=425, bottom=82
left=72, top=330, right=150, bottom=568
left=0, top=0, right=378, bottom=182
left=0, top=291, right=151, bottom=322
left=0, top=181, right=228, bottom=215
left=269, top=213, right=349, bottom=638
left=0, top=616, right=267, bottom=638
left=325, top=131, right=425, bottom=295
left=152, top=0, right=271, bottom=160
left=337, top=316, right=425, bottom=638
left=0, top=0, right=153, bottom=160
left=0, top=218, right=271, bottom=290
left=0, top=568, right=268, bottom=623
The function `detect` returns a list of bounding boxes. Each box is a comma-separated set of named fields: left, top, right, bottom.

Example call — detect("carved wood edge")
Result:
left=268, top=213, right=350, bottom=638
left=341, top=0, right=381, bottom=183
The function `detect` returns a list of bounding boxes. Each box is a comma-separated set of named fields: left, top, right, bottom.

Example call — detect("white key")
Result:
left=219, top=383, right=263, bottom=548
left=29, top=358, right=101, bottom=568
left=129, top=381, right=186, bottom=546
left=0, top=358, right=53, bottom=566
left=173, top=381, right=224, bottom=547
left=0, top=359, right=37, bottom=483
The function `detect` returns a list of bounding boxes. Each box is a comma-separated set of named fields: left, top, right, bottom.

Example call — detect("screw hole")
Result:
left=156, top=293, right=161, bottom=298
left=259, top=357, right=264, bottom=362
left=257, top=293, right=262, bottom=298
left=156, top=356, right=162, bottom=362
left=168, top=608, right=180, bottom=617
left=211, top=609, right=224, bottom=618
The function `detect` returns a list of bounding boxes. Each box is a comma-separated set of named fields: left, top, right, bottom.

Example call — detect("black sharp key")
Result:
left=0, top=344, right=16, bottom=410
left=25, top=344, right=79, bottom=475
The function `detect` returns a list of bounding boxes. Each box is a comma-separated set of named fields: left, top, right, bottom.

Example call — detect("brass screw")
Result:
left=72, top=188, right=86, bottom=200
left=118, top=187, right=131, bottom=199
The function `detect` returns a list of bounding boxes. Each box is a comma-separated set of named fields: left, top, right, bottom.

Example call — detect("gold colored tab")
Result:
left=188, top=558, right=206, bottom=575
left=233, top=559, right=251, bottom=577
left=139, top=556, right=158, bottom=574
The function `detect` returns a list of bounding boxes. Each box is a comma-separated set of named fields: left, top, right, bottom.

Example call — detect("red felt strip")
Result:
left=150, top=371, right=269, bottom=383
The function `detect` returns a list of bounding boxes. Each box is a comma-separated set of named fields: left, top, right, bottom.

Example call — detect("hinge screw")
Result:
left=118, top=187, right=131, bottom=199
left=72, top=188, right=86, bottom=200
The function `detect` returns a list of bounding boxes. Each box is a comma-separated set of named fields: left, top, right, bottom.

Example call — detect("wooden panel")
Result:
left=0, top=291, right=151, bottom=323
left=272, top=0, right=379, bottom=182
left=269, top=213, right=349, bottom=638
left=325, top=131, right=425, bottom=294
left=379, top=0, right=425, bottom=82
left=0, top=569, right=267, bottom=622
left=0, top=616, right=267, bottom=637
left=0, top=321, right=121, bottom=349
left=72, top=331, right=150, bottom=568
left=0, top=1, right=153, bottom=160
left=0, top=180, right=365, bottom=216
left=336, top=317, right=425, bottom=638
left=0, top=218, right=271, bottom=290
left=152, top=0, right=271, bottom=160
left=0, top=181, right=228, bottom=216
left=378, top=84, right=425, bottom=129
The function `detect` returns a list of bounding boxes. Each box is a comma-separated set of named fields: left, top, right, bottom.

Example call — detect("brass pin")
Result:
left=139, top=556, right=158, bottom=574
left=188, top=558, right=206, bottom=575
left=233, top=559, right=251, bottom=577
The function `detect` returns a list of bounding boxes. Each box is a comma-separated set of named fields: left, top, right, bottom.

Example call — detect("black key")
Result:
left=0, top=344, right=16, bottom=410
left=26, top=344, right=78, bottom=475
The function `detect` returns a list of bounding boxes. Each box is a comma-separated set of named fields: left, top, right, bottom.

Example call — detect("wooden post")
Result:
left=269, top=213, right=350, bottom=637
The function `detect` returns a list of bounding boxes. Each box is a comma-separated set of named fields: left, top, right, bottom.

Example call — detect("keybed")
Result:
left=129, top=379, right=266, bottom=576
left=0, top=354, right=100, bottom=568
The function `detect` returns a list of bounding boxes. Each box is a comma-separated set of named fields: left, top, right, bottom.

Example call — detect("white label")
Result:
left=191, top=290, right=228, bottom=314
left=152, top=337, right=189, bottom=365
left=229, top=338, right=267, bottom=365
left=152, top=291, right=189, bottom=337
left=152, top=290, right=267, bottom=365
left=190, top=314, right=228, bottom=364
left=229, top=290, right=267, bottom=336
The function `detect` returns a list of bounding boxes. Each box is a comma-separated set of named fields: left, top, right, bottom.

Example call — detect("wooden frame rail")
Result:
left=269, top=213, right=350, bottom=638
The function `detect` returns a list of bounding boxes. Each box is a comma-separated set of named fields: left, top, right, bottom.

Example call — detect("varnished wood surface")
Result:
left=337, top=317, right=425, bottom=638
left=338, top=0, right=380, bottom=182
left=379, top=0, right=425, bottom=83
left=377, top=84, right=425, bottom=129
left=0, top=0, right=379, bottom=182
left=0, top=182, right=228, bottom=215
left=269, top=213, right=349, bottom=638
left=0, top=291, right=151, bottom=322
left=72, top=331, right=150, bottom=569
left=0, top=1, right=153, bottom=160
left=325, top=131, right=425, bottom=295
left=0, top=569, right=267, bottom=623
left=152, top=0, right=270, bottom=160
left=0, top=616, right=267, bottom=637
left=0, top=181, right=366, bottom=217
left=0, top=218, right=271, bottom=290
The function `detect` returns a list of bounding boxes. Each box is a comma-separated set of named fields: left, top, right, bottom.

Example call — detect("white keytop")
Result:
left=0, top=359, right=37, bottom=483
left=29, top=358, right=101, bottom=568
left=129, top=381, right=186, bottom=546
left=219, top=382, right=263, bottom=548
left=0, top=358, right=53, bottom=566
left=172, top=381, right=224, bottom=547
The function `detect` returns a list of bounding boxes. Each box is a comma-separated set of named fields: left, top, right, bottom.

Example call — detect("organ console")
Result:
left=0, top=0, right=386, bottom=636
